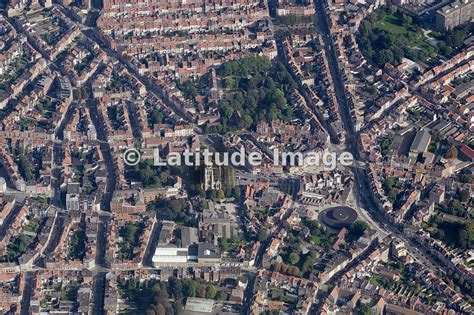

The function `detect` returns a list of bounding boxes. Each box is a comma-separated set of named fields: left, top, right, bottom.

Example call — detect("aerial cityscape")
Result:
left=0, top=0, right=472, bottom=313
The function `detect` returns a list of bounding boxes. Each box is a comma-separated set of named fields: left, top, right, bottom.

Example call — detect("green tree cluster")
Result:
left=3, top=217, right=42, bottom=262
left=444, top=144, right=458, bottom=159
left=177, top=80, right=201, bottom=100
left=273, top=261, right=300, bottom=276
left=348, top=220, right=369, bottom=239
left=119, top=279, right=182, bottom=315
left=278, top=232, right=321, bottom=278
left=383, top=177, right=399, bottom=202
left=218, top=237, right=246, bottom=253
left=430, top=218, right=473, bottom=250
left=148, top=198, right=191, bottom=224
left=148, top=109, right=165, bottom=127
left=119, top=276, right=227, bottom=314
left=303, top=219, right=332, bottom=248
left=127, top=160, right=173, bottom=188
left=68, top=229, right=86, bottom=260
left=380, top=138, right=392, bottom=156
left=118, top=222, right=145, bottom=260
left=358, top=7, right=434, bottom=66
left=221, top=56, right=271, bottom=77
left=459, top=173, right=471, bottom=184
left=257, top=228, right=268, bottom=241
left=434, top=23, right=474, bottom=51
left=215, top=57, right=296, bottom=132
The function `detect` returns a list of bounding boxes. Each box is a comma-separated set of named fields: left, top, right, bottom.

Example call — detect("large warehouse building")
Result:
left=152, top=247, right=188, bottom=265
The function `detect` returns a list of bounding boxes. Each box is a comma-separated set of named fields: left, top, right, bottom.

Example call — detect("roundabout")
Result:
left=320, top=206, right=358, bottom=228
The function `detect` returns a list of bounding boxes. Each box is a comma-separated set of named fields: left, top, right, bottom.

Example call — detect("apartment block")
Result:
left=436, top=0, right=473, bottom=30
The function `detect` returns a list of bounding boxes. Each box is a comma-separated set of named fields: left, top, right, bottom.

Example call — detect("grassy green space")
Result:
left=218, top=237, right=246, bottom=253
left=375, top=14, right=409, bottom=34
left=358, top=6, right=440, bottom=66
left=309, top=235, right=330, bottom=246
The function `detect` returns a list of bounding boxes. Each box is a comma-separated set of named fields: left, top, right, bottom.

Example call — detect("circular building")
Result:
left=320, top=206, right=358, bottom=228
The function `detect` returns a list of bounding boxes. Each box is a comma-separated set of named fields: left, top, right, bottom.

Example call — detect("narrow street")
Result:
left=84, top=96, right=117, bottom=212
left=81, top=61, right=116, bottom=213
left=51, top=100, right=76, bottom=208
left=92, top=215, right=109, bottom=314
left=314, top=0, right=356, bottom=141
left=94, top=215, right=110, bottom=268
left=20, top=271, right=35, bottom=315
left=91, top=272, right=106, bottom=315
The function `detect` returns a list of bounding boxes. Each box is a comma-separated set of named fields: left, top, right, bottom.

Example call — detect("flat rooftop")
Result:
left=438, top=0, right=472, bottom=15
left=184, top=297, right=215, bottom=314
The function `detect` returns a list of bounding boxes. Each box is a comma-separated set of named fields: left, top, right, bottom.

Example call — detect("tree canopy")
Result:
left=148, top=198, right=191, bottom=225
left=359, top=7, right=473, bottom=67
left=213, top=57, right=297, bottom=133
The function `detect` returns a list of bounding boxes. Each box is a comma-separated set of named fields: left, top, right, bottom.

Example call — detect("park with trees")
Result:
left=125, top=159, right=178, bottom=189
left=358, top=6, right=474, bottom=67
left=209, top=56, right=297, bottom=133
left=147, top=198, right=192, bottom=225
left=118, top=276, right=228, bottom=314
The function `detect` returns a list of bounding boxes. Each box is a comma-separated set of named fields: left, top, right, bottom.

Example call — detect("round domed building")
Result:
left=319, top=206, right=358, bottom=228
